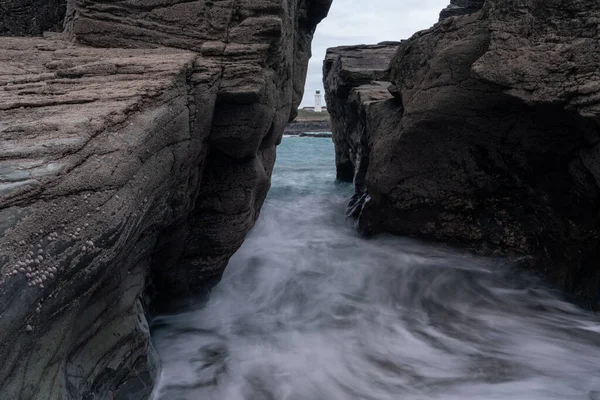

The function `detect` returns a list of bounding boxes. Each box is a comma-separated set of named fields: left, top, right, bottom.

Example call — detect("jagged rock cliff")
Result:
left=325, top=0, right=600, bottom=307
left=440, top=0, right=485, bottom=20
left=0, top=0, right=331, bottom=399
left=323, top=43, right=401, bottom=186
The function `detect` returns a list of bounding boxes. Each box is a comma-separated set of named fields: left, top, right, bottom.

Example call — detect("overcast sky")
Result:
left=300, top=0, right=450, bottom=107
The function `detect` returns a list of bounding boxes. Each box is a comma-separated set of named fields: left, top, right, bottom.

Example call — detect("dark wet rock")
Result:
left=0, top=0, right=331, bottom=398
left=439, top=0, right=485, bottom=20
left=324, top=0, right=600, bottom=307
left=323, top=43, right=401, bottom=184
left=0, top=0, right=67, bottom=36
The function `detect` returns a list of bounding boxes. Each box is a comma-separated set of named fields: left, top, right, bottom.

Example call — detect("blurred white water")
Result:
left=151, top=137, right=600, bottom=400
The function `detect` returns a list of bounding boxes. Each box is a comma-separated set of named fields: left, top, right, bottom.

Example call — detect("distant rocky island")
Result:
left=284, top=109, right=331, bottom=136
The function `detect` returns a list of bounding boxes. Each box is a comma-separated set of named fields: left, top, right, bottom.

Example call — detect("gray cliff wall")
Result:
left=325, top=0, right=600, bottom=307
left=0, top=1, right=332, bottom=399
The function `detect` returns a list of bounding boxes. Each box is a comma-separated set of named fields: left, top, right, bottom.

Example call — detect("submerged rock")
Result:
left=324, top=0, right=600, bottom=307
left=0, top=0, right=332, bottom=398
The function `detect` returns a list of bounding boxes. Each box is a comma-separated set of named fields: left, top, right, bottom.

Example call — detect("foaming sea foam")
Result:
left=150, top=137, right=600, bottom=400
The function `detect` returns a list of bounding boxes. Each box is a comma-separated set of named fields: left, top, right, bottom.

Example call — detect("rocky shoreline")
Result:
left=285, top=132, right=333, bottom=138
left=284, top=120, right=331, bottom=134
left=325, top=0, right=600, bottom=308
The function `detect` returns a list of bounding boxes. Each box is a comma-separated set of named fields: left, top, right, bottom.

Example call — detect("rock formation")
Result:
left=324, top=43, right=401, bottom=186
left=325, top=0, right=600, bottom=307
left=284, top=120, right=331, bottom=134
left=0, top=0, right=331, bottom=398
left=439, top=0, right=485, bottom=20
left=1, top=0, right=66, bottom=36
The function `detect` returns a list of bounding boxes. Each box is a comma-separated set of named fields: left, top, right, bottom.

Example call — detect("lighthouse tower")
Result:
left=314, top=90, right=323, bottom=113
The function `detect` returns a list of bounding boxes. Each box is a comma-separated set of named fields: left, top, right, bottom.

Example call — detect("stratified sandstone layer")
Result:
left=61, top=0, right=332, bottom=291
left=0, top=0, right=331, bottom=399
left=0, top=37, right=197, bottom=400
left=325, top=0, right=600, bottom=307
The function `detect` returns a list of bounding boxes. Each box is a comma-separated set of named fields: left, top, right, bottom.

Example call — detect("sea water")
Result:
left=150, top=136, right=600, bottom=400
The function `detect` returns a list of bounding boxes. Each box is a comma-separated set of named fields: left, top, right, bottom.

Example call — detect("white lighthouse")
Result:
left=314, top=90, right=323, bottom=113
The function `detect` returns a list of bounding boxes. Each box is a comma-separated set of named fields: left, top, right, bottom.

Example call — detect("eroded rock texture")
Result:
left=323, top=43, right=400, bottom=186
left=0, top=0, right=331, bottom=398
left=325, top=0, right=600, bottom=307
left=440, top=0, right=485, bottom=20
left=0, top=38, right=197, bottom=400
left=0, top=0, right=66, bottom=36
left=62, top=0, right=332, bottom=290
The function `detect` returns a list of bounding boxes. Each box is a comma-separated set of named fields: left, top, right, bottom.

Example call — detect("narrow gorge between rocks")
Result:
left=151, top=137, right=600, bottom=400
left=1, top=0, right=600, bottom=399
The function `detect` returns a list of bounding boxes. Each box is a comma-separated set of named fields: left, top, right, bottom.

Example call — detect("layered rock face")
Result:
left=62, top=0, right=331, bottom=292
left=325, top=0, right=600, bottom=307
left=324, top=43, right=401, bottom=184
left=0, top=0, right=331, bottom=399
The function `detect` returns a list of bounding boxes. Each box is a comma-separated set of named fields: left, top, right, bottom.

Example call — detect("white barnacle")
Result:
left=38, top=249, right=44, bottom=254
left=26, top=325, right=33, bottom=331
left=39, top=284, right=44, bottom=288
left=37, top=255, right=44, bottom=262
left=82, top=246, right=87, bottom=252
